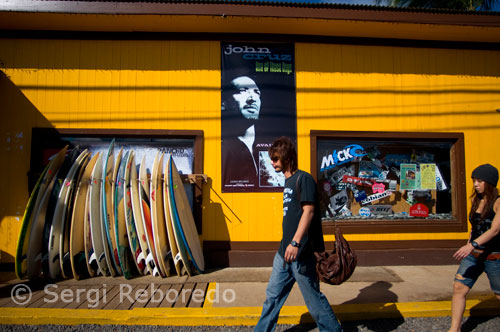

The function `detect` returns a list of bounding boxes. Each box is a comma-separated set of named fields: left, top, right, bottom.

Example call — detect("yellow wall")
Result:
left=1, top=38, right=500, bottom=262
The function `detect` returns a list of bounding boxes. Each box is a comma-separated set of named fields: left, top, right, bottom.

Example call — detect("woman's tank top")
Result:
left=470, top=197, right=500, bottom=252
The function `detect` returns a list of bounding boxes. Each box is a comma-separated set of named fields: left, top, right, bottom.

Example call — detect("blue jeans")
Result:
left=254, top=253, right=343, bottom=332
left=455, top=254, right=500, bottom=294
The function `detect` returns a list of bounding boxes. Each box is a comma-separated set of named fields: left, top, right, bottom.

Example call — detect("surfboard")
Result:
left=151, top=151, right=171, bottom=277
left=115, top=150, right=134, bottom=279
left=130, top=153, right=155, bottom=276
left=15, top=165, right=48, bottom=280
left=26, top=168, right=58, bottom=280
left=89, top=153, right=109, bottom=277
left=124, top=151, right=145, bottom=275
left=48, top=149, right=89, bottom=280
left=138, top=154, right=160, bottom=277
left=101, top=139, right=120, bottom=276
left=164, top=159, right=184, bottom=277
left=167, top=155, right=205, bottom=275
left=18, top=144, right=68, bottom=280
left=70, top=152, right=98, bottom=280
left=42, top=146, right=81, bottom=279
left=83, top=170, right=98, bottom=278
left=110, top=147, right=123, bottom=275
left=60, top=150, right=90, bottom=279
left=166, top=156, right=194, bottom=276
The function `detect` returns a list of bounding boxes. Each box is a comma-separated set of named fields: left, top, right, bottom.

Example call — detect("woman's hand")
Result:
left=453, top=243, right=473, bottom=261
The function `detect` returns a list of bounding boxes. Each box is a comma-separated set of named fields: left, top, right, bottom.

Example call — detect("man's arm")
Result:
left=284, top=203, right=314, bottom=263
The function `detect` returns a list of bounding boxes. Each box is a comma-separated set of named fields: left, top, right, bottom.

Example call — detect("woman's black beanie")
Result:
left=471, top=164, right=499, bottom=187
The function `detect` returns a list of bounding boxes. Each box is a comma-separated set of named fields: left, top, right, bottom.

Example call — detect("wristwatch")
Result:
left=471, top=240, right=480, bottom=249
left=290, top=240, right=301, bottom=248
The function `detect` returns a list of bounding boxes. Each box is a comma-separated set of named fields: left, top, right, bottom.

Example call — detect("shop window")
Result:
left=311, top=131, right=467, bottom=234
left=29, top=128, right=204, bottom=233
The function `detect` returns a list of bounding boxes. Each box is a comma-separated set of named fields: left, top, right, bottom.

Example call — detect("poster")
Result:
left=221, top=43, right=297, bottom=192
left=420, top=163, right=437, bottom=190
left=400, top=163, right=417, bottom=190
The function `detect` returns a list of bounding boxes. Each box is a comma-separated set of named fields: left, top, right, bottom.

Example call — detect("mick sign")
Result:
left=320, top=144, right=366, bottom=172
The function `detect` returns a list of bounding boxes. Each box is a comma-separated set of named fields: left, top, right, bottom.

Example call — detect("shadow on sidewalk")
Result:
left=284, top=281, right=404, bottom=332
left=461, top=296, right=500, bottom=332
left=340, top=281, right=404, bottom=332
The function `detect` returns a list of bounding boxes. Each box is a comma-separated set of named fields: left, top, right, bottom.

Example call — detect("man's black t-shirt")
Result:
left=278, top=170, right=325, bottom=260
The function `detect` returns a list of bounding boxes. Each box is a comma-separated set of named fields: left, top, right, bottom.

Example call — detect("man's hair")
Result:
left=269, top=136, right=298, bottom=173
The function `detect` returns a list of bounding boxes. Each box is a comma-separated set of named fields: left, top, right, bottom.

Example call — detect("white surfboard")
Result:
left=167, top=155, right=204, bottom=275
left=89, top=153, right=109, bottom=277
left=124, top=151, right=145, bottom=275
left=70, top=152, right=98, bottom=280
left=139, top=154, right=160, bottom=277
left=130, top=153, right=154, bottom=276
left=48, top=149, right=89, bottom=280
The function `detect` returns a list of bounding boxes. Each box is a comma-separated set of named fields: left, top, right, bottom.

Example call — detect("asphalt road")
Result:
left=1, top=316, right=500, bottom=332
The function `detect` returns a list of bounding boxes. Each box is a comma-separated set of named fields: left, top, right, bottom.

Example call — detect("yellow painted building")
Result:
left=1, top=1, right=500, bottom=268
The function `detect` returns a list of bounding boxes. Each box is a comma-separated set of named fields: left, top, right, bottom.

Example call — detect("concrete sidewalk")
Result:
left=0, top=265, right=499, bottom=326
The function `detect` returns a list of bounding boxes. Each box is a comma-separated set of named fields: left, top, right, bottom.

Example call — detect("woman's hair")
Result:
left=469, top=180, right=499, bottom=220
left=268, top=136, right=297, bottom=173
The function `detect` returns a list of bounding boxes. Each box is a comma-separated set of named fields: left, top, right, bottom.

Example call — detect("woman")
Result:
left=448, top=164, right=500, bottom=332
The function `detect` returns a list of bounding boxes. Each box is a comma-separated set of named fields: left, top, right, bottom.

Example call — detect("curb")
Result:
left=0, top=297, right=499, bottom=326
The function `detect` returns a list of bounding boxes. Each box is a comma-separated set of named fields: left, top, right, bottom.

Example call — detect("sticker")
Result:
left=420, top=163, right=436, bottom=190
left=359, top=161, right=388, bottom=180
left=336, top=182, right=347, bottom=190
left=388, top=180, right=397, bottom=191
left=323, top=181, right=332, bottom=193
left=410, top=203, right=429, bottom=217
left=348, top=183, right=359, bottom=195
left=436, top=165, right=448, bottom=191
left=361, top=190, right=392, bottom=205
left=330, top=189, right=348, bottom=212
left=340, top=205, right=352, bottom=217
left=343, top=175, right=373, bottom=187
left=391, top=167, right=401, bottom=178
left=372, top=183, right=385, bottom=193
left=329, top=166, right=356, bottom=185
left=359, top=207, right=371, bottom=217
left=368, top=205, right=393, bottom=215
left=400, top=163, right=417, bottom=190
left=354, top=190, right=367, bottom=202
left=406, top=190, right=416, bottom=205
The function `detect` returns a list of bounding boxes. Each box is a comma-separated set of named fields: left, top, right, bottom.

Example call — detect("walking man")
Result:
left=254, top=136, right=343, bottom=332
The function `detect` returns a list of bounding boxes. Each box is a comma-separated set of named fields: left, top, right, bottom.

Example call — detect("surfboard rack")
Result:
left=181, top=174, right=208, bottom=184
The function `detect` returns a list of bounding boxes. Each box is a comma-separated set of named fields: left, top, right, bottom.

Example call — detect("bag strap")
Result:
left=295, top=172, right=302, bottom=202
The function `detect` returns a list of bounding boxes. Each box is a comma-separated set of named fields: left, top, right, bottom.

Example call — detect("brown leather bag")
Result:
left=314, top=225, right=357, bottom=285
left=295, top=173, right=357, bottom=285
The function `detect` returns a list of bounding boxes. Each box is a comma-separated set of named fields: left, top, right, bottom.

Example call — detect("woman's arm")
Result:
left=453, top=198, right=500, bottom=260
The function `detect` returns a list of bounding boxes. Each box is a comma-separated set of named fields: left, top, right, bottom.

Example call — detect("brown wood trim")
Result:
left=2, top=2, right=500, bottom=27
left=309, top=130, right=467, bottom=234
left=203, top=240, right=465, bottom=267
left=2, top=31, right=500, bottom=52
left=204, top=239, right=465, bottom=251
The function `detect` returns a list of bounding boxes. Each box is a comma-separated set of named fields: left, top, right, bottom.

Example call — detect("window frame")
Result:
left=310, top=130, right=467, bottom=234
left=29, top=127, right=205, bottom=234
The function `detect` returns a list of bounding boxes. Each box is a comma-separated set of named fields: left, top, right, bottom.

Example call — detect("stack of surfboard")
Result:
left=15, top=140, right=205, bottom=281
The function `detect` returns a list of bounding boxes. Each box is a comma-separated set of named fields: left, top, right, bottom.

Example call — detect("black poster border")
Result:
left=221, top=42, right=297, bottom=193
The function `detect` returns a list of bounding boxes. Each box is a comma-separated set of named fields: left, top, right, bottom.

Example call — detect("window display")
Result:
left=311, top=131, right=467, bottom=234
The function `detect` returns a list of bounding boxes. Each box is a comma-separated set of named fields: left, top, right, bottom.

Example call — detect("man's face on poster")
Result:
left=230, top=76, right=261, bottom=121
